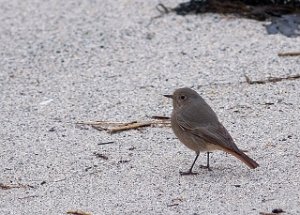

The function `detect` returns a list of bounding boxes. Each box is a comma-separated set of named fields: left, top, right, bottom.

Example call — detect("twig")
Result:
left=0, top=183, right=33, bottom=190
left=259, top=213, right=276, bottom=215
left=167, top=203, right=179, bottom=207
left=156, top=3, right=171, bottom=14
left=97, top=141, right=115, bottom=145
left=245, top=74, right=300, bottom=85
left=18, top=195, right=39, bottom=200
left=278, top=52, right=300, bottom=57
left=76, top=118, right=171, bottom=134
left=108, top=122, right=152, bottom=133
left=76, top=121, right=132, bottom=125
left=147, top=3, right=173, bottom=27
left=151, top=115, right=170, bottom=120
left=66, top=210, right=91, bottom=215
left=91, top=125, right=105, bottom=131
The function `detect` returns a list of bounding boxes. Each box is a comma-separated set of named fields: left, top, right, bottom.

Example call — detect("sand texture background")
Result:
left=1, top=0, right=300, bottom=214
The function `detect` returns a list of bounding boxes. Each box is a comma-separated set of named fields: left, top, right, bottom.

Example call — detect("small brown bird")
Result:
left=164, top=87, right=259, bottom=175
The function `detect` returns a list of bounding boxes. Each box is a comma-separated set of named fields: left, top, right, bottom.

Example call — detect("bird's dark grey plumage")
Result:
left=165, top=87, right=259, bottom=175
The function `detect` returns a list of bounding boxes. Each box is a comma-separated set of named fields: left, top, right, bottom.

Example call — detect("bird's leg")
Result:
left=180, top=153, right=199, bottom=176
left=200, top=152, right=212, bottom=171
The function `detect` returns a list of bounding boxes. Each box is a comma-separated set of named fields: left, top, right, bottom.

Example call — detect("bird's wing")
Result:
left=176, top=114, right=240, bottom=152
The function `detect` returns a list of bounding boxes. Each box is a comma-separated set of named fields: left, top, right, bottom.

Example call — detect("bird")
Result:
left=164, top=87, right=259, bottom=175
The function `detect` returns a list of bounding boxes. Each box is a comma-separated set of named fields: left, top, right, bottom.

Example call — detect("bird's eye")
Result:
left=180, top=95, right=186, bottom=100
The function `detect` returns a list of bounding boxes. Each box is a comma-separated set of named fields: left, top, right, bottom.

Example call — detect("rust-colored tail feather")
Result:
left=224, top=149, right=259, bottom=169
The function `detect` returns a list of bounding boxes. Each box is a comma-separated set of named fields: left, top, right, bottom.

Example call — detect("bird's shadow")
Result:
left=177, top=164, right=258, bottom=184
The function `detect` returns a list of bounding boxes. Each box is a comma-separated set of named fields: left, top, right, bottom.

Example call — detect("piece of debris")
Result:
left=151, top=115, right=170, bottom=120
left=272, top=208, right=285, bottom=214
left=156, top=0, right=300, bottom=37
left=0, top=184, right=13, bottom=190
left=18, top=195, right=39, bottom=200
left=167, top=203, right=179, bottom=207
left=167, top=197, right=183, bottom=207
left=278, top=51, right=300, bottom=57
left=156, top=3, right=170, bottom=14
left=93, top=152, right=108, bottom=160
left=66, top=210, right=91, bottom=215
left=244, top=74, right=300, bottom=84
left=48, top=127, right=56, bottom=132
left=161, top=0, right=300, bottom=19
left=264, top=102, right=275, bottom=105
left=128, top=146, right=136, bottom=151
left=259, top=209, right=285, bottom=215
left=97, top=141, right=115, bottom=145
left=118, top=160, right=130, bottom=164
left=106, top=122, right=152, bottom=133
left=244, top=75, right=267, bottom=84
left=0, top=183, right=33, bottom=190
left=76, top=117, right=171, bottom=134
left=259, top=213, right=275, bottom=215
left=85, top=166, right=92, bottom=171
left=266, top=14, right=300, bottom=37
left=261, top=198, right=275, bottom=203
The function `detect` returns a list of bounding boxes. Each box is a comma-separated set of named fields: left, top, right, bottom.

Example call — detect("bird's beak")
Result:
left=163, top=94, right=173, bottom=99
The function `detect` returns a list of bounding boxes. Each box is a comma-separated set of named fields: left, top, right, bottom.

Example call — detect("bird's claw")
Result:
left=200, top=165, right=213, bottom=171
left=179, top=170, right=198, bottom=176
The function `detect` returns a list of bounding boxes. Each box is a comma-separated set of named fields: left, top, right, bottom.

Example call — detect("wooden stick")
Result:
left=151, top=115, right=170, bottom=120
left=245, top=74, right=300, bottom=85
left=108, top=122, right=152, bottom=133
left=0, top=183, right=32, bottom=190
left=77, top=118, right=171, bottom=134
left=76, top=120, right=130, bottom=125
left=66, top=210, right=91, bottom=215
left=259, top=212, right=276, bottom=215
left=278, top=52, right=300, bottom=57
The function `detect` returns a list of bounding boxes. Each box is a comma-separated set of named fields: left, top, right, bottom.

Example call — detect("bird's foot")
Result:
left=200, top=165, right=213, bottom=171
left=179, top=170, right=198, bottom=176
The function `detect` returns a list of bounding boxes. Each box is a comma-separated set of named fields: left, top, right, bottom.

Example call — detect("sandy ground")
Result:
left=1, top=0, right=300, bottom=214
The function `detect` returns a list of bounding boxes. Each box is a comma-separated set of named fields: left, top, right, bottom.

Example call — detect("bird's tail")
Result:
left=224, top=148, right=259, bottom=169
